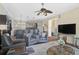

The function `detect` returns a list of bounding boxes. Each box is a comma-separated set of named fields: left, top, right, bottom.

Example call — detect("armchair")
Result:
left=1, top=33, right=26, bottom=55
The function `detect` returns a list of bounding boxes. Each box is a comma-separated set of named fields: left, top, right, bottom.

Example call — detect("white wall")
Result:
left=48, top=20, right=52, bottom=36
left=58, top=7, right=79, bottom=35
left=0, top=4, right=7, bottom=15
left=57, top=7, right=79, bottom=46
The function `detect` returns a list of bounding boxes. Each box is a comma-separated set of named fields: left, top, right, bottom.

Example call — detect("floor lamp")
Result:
left=0, top=25, right=7, bottom=54
left=0, top=25, right=7, bottom=35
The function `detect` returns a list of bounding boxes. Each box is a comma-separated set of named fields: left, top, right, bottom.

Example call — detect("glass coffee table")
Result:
left=47, top=45, right=75, bottom=55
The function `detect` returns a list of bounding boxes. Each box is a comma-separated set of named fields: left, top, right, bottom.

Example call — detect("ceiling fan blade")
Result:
left=37, top=12, right=41, bottom=15
left=46, top=10, right=53, bottom=13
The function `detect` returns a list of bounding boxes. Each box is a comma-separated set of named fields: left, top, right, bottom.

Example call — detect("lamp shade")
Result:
left=0, top=25, right=7, bottom=30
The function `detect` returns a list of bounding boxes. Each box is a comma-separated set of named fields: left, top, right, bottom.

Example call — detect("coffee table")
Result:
left=47, top=45, right=75, bottom=55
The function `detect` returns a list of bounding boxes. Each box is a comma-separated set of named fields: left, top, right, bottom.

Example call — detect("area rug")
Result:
left=7, top=47, right=34, bottom=55
left=22, top=47, right=35, bottom=55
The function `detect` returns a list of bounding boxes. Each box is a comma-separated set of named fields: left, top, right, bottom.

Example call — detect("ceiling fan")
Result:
left=35, top=3, right=53, bottom=16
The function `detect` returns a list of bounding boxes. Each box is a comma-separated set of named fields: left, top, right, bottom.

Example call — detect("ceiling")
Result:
left=1, top=3, right=79, bottom=20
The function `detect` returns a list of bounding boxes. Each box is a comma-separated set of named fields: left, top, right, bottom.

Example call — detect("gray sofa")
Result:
left=24, top=28, right=48, bottom=46
left=24, top=28, right=38, bottom=46
left=14, top=28, right=48, bottom=46
left=38, top=31, right=48, bottom=43
left=14, top=30, right=25, bottom=39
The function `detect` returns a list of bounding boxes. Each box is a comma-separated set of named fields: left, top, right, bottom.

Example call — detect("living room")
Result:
left=0, top=3, right=79, bottom=55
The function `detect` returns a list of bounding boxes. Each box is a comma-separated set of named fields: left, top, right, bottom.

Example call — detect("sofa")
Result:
left=14, top=30, right=25, bottom=39
left=14, top=28, right=48, bottom=46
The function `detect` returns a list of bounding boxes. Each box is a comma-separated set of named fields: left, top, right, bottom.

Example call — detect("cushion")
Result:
left=2, top=33, right=13, bottom=47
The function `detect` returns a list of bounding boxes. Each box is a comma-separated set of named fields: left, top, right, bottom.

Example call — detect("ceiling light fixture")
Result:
left=35, top=3, right=53, bottom=16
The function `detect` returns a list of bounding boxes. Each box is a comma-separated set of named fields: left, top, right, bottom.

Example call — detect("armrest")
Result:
left=13, top=39, right=25, bottom=44
left=3, top=43, right=26, bottom=49
left=11, top=35, right=25, bottom=42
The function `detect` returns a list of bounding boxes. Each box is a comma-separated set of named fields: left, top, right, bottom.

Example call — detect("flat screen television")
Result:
left=58, top=24, right=76, bottom=34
